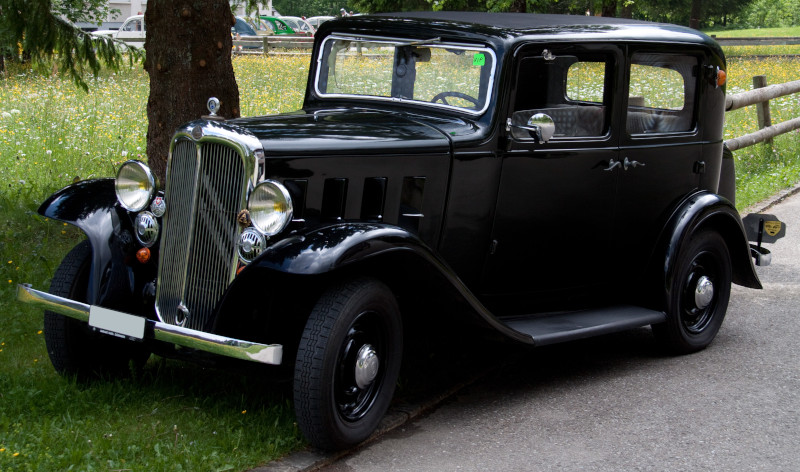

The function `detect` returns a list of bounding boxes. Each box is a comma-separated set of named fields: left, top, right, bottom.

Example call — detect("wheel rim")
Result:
left=334, top=310, right=388, bottom=422
left=680, top=251, right=720, bottom=334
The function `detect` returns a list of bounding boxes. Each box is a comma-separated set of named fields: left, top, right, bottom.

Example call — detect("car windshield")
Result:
left=315, top=35, right=496, bottom=115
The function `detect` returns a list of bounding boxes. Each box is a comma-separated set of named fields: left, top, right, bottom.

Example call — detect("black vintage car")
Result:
left=19, top=12, right=771, bottom=450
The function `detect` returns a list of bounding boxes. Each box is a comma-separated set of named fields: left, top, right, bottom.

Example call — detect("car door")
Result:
left=615, top=50, right=705, bottom=278
left=480, top=44, right=623, bottom=312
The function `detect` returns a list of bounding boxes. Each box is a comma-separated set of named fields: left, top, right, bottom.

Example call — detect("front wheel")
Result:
left=653, top=230, right=732, bottom=354
left=294, top=277, right=403, bottom=451
left=44, top=240, right=150, bottom=379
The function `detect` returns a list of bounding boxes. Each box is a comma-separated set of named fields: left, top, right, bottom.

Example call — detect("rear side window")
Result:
left=627, top=53, right=698, bottom=134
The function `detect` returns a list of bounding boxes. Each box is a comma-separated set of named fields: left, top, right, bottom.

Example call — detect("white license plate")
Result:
left=89, top=306, right=146, bottom=340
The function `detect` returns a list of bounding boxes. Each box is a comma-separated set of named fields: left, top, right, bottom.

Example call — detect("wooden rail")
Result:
left=724, top=78, right=800, bottom=151
left=232, top=35, right=314, bottom=53
left=714, top=37, right=800, bottom=46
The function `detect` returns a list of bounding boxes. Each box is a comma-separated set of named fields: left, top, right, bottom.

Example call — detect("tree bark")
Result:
left=690, top=0, right=702, bottom=29
left=144, top=0, right=240, bottom=182
left=601, top=0, right=617, bottom=17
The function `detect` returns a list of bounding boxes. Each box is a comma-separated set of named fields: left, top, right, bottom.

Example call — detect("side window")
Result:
left=627, top=53, right=697, bottom=134
left=510, top=51, right=610, bottom=141
left=123, top=19, right=142, bottom=32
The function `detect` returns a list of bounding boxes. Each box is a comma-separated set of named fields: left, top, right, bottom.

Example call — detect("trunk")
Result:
left=510, top=0, right=526, bottom=13
left=621, top=2, right=633, bottom=19
left=144, top=0, right=240, bottom=182
left=690, top=0, right=702, bottom=29
left=602, top=0, right=617, bottom=17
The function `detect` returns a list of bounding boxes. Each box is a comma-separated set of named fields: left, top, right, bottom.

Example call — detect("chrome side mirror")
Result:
left=508, top=113, right=555, bottom=143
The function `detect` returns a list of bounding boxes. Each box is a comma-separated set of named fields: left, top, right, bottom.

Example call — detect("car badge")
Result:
left=191, top=125, right=203, bottom=140
left=237, top=209, right=252, bottom=227
left=150, top=196, right=166, bottom=217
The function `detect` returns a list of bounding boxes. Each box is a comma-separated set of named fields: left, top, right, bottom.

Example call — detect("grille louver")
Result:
left=156, top=139, right=247, bottom=331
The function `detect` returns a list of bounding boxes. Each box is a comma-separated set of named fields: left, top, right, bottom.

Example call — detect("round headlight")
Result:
left=248, top=180, right=293, bottom=236
left=115, top=160, right=156, bottom=212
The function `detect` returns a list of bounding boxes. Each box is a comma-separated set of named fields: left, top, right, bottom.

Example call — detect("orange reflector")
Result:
left=136, top=247, right=151, bottom=264
left=717, top=69, right=727, bottom=87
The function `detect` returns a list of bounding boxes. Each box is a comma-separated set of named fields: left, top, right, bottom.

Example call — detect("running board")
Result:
left=503, top=306, right=666, bottom=346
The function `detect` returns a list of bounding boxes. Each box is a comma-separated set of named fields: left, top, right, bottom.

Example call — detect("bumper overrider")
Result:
left=17, top=284, right=283, bottom=365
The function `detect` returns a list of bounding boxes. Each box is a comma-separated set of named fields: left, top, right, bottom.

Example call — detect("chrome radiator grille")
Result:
left=156, top=139, right=247, bottom=331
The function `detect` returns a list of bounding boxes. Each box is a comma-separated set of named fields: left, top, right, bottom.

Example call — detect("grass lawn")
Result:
left=706, top=26, right=800, bottom=37
left=1, top=42, right=799, bottom=470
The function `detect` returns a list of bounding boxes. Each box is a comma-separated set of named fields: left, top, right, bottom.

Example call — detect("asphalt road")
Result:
left=261, top=189, right=800, bottom=472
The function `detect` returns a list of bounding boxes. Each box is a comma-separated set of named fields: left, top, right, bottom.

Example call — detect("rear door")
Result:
left=616, top=50, right=705, bottom=277
left=480, top=43, right=623, bottom=311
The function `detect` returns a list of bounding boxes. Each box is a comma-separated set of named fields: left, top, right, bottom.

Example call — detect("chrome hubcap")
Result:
left=354, top=344, right=380, bottom=389
left=694, top=276, right=714, bottom=310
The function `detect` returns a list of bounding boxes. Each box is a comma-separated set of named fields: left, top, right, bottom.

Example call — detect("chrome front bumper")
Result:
left=16, top=284, right=283, bottom=365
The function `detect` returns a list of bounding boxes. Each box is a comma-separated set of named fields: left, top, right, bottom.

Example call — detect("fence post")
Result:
left=262, top=37, right=270, bottom=56
left=753, top=75, right=773, bottom=147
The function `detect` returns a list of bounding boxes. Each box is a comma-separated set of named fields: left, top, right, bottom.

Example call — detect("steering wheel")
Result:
left=431, top=91, right=479, bottom=108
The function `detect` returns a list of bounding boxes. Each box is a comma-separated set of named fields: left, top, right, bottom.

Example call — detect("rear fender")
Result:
left=660, top=192, right=761, bottom=299
left=37, top=179, right=136, bottom=306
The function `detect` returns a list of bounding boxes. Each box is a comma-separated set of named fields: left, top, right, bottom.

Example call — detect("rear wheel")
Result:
left=44, top=240, right=150, bottom=379
left=653, top=230, right=732, bottom=354
left=294, top=277, right=403, bottom=450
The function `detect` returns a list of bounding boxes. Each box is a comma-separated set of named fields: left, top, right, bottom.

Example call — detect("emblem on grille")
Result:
left=237, top=209, right=252, bottom=227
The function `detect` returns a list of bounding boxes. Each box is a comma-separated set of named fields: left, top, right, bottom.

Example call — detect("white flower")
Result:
left=46, top=150, right=52, bottom=155
left=121, top=150, right=128, bottom=157
left=1, top=112, right=10, bottom=119
left=10, top=109, right=21, bottom=114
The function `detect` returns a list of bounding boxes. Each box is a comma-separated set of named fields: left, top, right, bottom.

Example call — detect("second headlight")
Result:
left=248, top=180, right=293, bottom=236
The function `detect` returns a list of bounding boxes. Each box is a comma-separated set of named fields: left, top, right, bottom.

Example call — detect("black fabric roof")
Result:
left=375, top=11, right=659, bottom=30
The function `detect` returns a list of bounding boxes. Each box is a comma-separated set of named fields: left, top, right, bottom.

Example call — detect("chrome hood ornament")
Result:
left=202, top=97, right=224, bottom=121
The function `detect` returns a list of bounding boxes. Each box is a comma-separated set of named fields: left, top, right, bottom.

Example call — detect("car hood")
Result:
left=228, top=108, right=454, bottom=156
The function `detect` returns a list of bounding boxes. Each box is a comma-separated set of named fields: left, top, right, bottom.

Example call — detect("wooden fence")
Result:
left=232, top=35, right=313, bottom=53
left=724, top=77, right=800, bottom=151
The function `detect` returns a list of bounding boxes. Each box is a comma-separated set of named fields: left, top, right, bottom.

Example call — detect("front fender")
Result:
left=251, top=222, right=433, bottom=275
left=223, top=222, right=532, bottom=345
left=661, top=191, right=762, bottom=295
left=38, top=179, right=136, bottom=307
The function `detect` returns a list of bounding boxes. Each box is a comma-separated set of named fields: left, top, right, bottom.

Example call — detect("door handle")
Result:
left=624, top=157, right=645, bottom=170
left=604, top=159, right=622, bottom=171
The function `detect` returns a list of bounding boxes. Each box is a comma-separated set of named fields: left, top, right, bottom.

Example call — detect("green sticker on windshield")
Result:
left=473, top=53, right=486, bottom=66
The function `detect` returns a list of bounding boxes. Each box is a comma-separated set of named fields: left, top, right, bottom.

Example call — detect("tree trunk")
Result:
left=144, top=0, right=240, bottom=182
left=601, top=0, right=617, bottom=17
left=510, top=0, right=526, bottom=13
left=690, top=0, right=702, bottom=29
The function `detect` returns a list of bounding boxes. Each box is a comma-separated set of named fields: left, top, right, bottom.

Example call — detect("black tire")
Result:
left=653, top=230, right=732, bottom=354
left=44, top=240, right=150, bottom=379
left=294, top=277, right=403, bottom=451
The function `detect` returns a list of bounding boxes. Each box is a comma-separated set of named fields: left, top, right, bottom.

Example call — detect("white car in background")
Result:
left=306, top=16, right=334, bottom=29
left=91, top=15, right=146, bottom=49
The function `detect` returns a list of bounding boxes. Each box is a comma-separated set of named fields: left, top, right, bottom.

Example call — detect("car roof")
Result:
left=320, top=12, right=719, bottom=50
